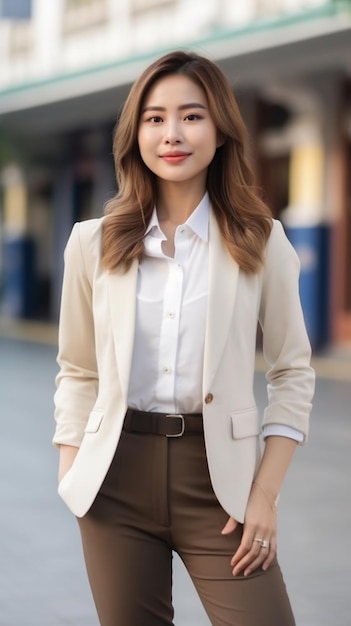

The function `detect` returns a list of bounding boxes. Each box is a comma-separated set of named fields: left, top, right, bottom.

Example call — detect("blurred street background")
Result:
left=0, top=0, right=351, bottom=625
left=0, top=0, right=350, bottom=351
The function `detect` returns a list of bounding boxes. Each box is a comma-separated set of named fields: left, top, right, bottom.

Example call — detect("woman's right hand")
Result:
left=58, top=444, right=79, bottom=483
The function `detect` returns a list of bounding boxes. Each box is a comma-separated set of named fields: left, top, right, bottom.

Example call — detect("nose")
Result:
left=164, top=119, right=182, bottom=144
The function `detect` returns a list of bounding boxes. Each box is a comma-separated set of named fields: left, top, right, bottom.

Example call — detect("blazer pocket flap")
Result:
left=231, top=409, right=259, bottom=439
left=84, top=409, right=104, bottom=433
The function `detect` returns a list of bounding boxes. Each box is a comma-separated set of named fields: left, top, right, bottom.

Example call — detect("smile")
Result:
left=160, top=152, right=190, bottom=164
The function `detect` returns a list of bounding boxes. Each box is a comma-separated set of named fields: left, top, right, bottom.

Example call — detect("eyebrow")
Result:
left=141, top=102, right=207, bottom=113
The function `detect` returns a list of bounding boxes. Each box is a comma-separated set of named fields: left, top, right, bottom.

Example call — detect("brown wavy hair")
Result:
left=102, top=50, right=272, bottom=273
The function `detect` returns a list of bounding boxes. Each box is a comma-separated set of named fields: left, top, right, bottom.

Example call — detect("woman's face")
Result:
left=138, top=74, right=218, bottom=191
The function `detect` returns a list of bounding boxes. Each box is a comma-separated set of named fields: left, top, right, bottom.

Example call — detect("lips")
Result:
left=160, top=151, right=191, bottom=163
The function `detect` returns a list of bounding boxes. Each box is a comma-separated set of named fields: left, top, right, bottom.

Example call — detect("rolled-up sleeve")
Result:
left=259, top=221, right=315, bottom=443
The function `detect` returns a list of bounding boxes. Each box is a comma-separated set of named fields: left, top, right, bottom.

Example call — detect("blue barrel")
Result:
left=284, top=224, right=330, bottom=349
left=2, top=235, right=37, bottom=318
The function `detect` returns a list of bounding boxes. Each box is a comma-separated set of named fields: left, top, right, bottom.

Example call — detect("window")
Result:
left=9, top=20, right=33, bottom=57
left=63, top=0, right=108, bottom=34
left=254, top=0, right=282, bottom=18
left=130, top=0, right=175, bottom=15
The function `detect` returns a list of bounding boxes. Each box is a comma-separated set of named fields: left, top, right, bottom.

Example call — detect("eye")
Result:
left=147, top=115, right=163, bottom=123
left=185, top=113, right=202, bottom=121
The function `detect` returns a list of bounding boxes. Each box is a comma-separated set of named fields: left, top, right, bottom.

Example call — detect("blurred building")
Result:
left=0, top=0, right=350, bottom=349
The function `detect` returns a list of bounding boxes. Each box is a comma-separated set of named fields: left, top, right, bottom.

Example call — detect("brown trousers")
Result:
left=77, top=427, right=296, bottom=626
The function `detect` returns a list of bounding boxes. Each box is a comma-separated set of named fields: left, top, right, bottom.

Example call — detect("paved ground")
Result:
left=0, top=335, right=350, bottom=626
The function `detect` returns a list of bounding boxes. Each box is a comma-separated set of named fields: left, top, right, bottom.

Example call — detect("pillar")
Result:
left=0, top=164, right=37, bottom=318
left=282, top=114, right=326, bottom=349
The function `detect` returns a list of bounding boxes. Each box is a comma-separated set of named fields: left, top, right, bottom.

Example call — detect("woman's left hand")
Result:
left=221, top=482, right=277, bottom=576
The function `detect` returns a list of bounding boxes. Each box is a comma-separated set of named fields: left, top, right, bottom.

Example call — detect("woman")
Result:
left=54, top=50, right=315, bottom=626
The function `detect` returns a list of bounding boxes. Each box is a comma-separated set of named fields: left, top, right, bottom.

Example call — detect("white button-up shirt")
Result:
left=127, top=193, right=303, bottom=442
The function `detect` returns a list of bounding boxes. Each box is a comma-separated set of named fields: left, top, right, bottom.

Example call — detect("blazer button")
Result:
left=205, top=393, right=213, bottom=404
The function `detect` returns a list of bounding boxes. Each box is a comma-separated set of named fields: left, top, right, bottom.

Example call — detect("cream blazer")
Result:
left=54, top=211, right=314, bottom=523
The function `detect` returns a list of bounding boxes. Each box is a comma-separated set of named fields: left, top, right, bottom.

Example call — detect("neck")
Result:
left=156, top=181, right=206, bottom=224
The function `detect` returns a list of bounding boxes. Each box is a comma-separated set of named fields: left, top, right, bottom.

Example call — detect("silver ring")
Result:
left=253, top=537, right=263, bottom=545
left=261, top=539, right=269, bottom=549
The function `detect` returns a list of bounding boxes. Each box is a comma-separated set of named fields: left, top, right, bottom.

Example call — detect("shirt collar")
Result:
left=145, top=192, right=210, bottom=242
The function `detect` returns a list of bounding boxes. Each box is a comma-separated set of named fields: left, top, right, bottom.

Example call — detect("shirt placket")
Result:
left=155, top=227, right=189, bottom=411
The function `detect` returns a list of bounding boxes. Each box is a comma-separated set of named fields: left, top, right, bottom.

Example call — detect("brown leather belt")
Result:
left=124, top=408, right=203, bottom=437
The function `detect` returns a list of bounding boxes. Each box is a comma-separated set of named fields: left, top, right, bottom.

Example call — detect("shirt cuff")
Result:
left=262, top=424, right=304, bottom=443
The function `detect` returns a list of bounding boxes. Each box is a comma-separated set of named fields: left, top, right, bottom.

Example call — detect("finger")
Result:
left=231, top=528, right=275, bottom=574
left=243, top=540, right=271, bottom=576
left=243, top=538, right=277, bottom=576
left=232, top=545, right=263, bottom=576
left=262, top=538, right=277, bottom=571
left=221, top=517, right=238, bottom=535
left=243, top=549, right=268, bottom=576
left=230, top=523, right=258, bottom=566
left=230, top=532, right=261, bottom=572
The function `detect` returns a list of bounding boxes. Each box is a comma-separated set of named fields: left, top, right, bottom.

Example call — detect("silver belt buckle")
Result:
left=165, top=414, right=185, bottom=437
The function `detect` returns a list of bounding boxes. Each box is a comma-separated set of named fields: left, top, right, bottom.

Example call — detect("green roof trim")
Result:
left=0, top=0, right=350, bottom=98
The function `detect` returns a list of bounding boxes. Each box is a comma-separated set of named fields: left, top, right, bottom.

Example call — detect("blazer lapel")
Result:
left=203, top=211, right=239, bottom=392
left=106, top=259, right=138, bottom=401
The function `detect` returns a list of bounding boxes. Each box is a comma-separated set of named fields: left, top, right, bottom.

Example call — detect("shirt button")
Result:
left=168, top=312, right=175, bottom=319
left=205, top=393, right=213, bottom=404
left=163, top=367, right=171, bottom=374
